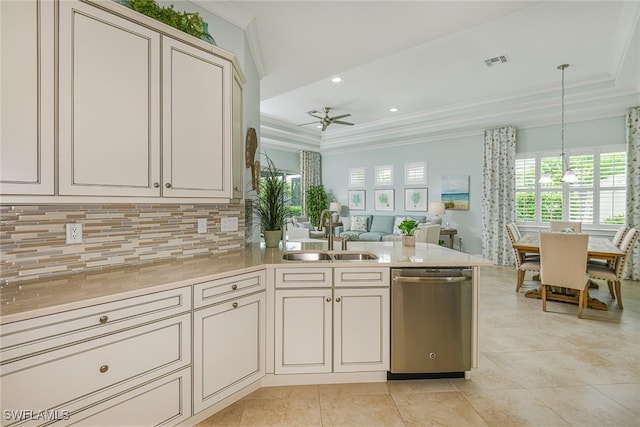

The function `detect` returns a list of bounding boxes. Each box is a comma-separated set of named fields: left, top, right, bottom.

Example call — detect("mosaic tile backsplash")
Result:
left=0, top=203, right=245, bottom=284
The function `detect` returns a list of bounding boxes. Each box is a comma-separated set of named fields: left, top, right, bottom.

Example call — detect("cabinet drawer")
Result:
left=1, top=287, right=191, bottom=363
left=193, top=270, right=265, bottom=308
left=275, top=268, right=332, bottom=288
left=334, top=267, right=390, bottom=287
left=63, top=368, right=191, bottom=427
left=0, top=314, right=190, bottom=421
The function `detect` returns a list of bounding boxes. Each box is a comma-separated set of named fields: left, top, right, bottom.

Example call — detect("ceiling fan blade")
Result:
left=330, top=113, right=351, bottom=121
left=298, top=120, right=321, bottom=126
left=322, top=123, right=329, bottom=131
left=333, top=120, right=354, bottom=126
left=308, top=113, right=323, bottom=120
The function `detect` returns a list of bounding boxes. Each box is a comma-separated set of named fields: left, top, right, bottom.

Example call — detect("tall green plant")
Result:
left=307, top=185, right=328, bottom=228
left=252, top=156, right=287, bottom=232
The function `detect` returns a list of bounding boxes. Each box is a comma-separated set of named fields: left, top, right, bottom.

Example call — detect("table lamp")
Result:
left=428, top=202, right=445, bottom=225
left=329, top=202, right=342, bottom=222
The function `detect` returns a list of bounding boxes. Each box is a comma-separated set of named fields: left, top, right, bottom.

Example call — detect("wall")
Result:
left=321, top=116, right=628, bottom=255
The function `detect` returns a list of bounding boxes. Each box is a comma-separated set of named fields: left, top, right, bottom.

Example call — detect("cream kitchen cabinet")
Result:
left=0, top=0, right=55, bottom=195
left=57, top=0, right=234, bottom=199
left=274, top=267, right=389, bottom=375
left=0, top=287, right=192, bottom=427
left=193, top=271, right=266, bottom=414
left=231, top=69, right=245, bottom=200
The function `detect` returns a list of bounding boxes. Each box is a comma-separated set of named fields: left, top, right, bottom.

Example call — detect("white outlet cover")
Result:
left=197, top=218, right=207, bottom=234
left=66, top=223, right=82, bottom=244
left=221, top=217, right=238, bottom=232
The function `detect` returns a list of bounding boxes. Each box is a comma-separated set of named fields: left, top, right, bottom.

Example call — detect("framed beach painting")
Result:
left=374, top=189, right=394, bottom=211
left=405, top=188, right=428, bottom=211
left=348, top=190, right=366, bottom=210
left=441, top=175, right=470, bottom=210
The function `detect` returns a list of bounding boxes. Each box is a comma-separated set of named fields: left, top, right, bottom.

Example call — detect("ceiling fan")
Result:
left=299, top=107, right=354, bottom=131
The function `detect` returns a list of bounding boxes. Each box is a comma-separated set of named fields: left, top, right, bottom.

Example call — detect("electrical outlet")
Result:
left=66, top=223, right=82, bottom=244
left=197, top=218, right=207, bottom=234
left=221, top=217, right=238, bottom=232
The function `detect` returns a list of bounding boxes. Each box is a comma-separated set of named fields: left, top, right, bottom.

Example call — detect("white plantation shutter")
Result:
left=375, top=165, right=393, bottom=186
left=515, top=158, right=536, bottom=222
left=598, top=152, right=626, bottom=224
left=568, top=153, right=594, bottom=223
left=404, top=162, right=426, bottom=185
left=349, top=167, right=365, bottom=187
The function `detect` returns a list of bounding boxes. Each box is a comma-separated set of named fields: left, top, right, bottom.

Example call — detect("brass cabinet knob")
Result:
left=326, top=297, right=331, bottom=302
left=335, top=297, right=341, bottom=303
left=153, top=182, right=160, bottom=188
left=165, top=183, right=172, bottom=188
left=232, top=302, right=238, bottom=308
left=231, top=284, right=238, bottom=290
left=99, top=365, right=109, bottom=373
left=99, top=315, right=108, bottom=324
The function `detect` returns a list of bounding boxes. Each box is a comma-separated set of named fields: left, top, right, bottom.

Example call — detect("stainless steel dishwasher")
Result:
left=388, top=268, right=472, bottom=379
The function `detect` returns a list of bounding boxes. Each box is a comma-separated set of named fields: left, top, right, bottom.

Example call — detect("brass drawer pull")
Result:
left=232, top=302, right=238, bottom=308
left=99, top=365, right=109, bottom=373
left=326, top=297, right=331, bottom=302
left=335, top=297, right=341, bottom=303
left=231, top=284, right=238, bottom=290
left=99, top=315, right=108, bottom=324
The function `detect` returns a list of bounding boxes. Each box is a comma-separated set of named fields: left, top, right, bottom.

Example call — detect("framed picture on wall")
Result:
left=348, top=190, right=366, bottom=210
left=374, top=189, right=394, bottom=211
left=405, top=188, right=428, bottom=211
left=441, top=175, right=470, bottom=210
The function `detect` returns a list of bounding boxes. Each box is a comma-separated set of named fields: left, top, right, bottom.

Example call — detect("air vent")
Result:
left=484, top=55, right=508, bottom=67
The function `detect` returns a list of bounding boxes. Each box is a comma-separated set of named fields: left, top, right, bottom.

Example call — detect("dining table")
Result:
left=512, top=233, right=624, bottom=310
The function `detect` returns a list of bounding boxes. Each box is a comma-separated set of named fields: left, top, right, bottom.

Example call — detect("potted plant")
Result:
left=252, top=156, right=287, bottom=248
left=398, top=219, right=420, bottom=247
left=306, top=185, right=328, bottom=229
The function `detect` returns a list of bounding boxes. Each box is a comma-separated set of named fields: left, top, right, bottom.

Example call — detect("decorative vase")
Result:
left=263, top=230, right=282, bottom=248
left=402, top=235, right=416, bottom=247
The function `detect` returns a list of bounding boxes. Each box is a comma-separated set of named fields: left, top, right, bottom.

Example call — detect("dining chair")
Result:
left=506, top=223, right=540, bottom=292
left=587, top=228, right=638, bottom=310
left=587, top=225, right=628, bottom=273
left=550, top=221, right=582, bottom=233
left=539, top=232, right=590, bottom=318
left=415, top=224, right=441, bottom=244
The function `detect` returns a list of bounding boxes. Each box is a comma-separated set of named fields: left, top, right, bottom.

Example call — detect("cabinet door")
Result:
left=58, top=0, right=161, bottom=196
left=193, top=292, right=265, bottom=413
left=274, top=289, right=332, bottom=374
left=231, top=71, right=244, bottom=199
left=333, top=288, right=390, bottom=372
left=0, top=0, right=54, bottom=195
left=162, top=37, right=232, bottom=198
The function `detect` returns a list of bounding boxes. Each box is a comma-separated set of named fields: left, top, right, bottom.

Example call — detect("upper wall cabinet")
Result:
left=161, top=37, right=232, bottom=198
left=58, top=0, right=161, bottom=197
left=0, top=0, right=55, bottom=195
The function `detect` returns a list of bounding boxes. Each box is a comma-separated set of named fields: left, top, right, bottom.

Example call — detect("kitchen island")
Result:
left=0, top=242, right=490, bottom=426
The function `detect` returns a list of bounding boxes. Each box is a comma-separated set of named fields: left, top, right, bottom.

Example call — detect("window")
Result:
left=375, top=165, right=393, bottom=186
left=404, top=162, right=427, bottom=185
left=348, top=167, right=365, bottom=187
left=515, top=146, right=626, bottom=228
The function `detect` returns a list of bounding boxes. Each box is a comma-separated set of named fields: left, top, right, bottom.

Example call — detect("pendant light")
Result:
left=539, top=64, right=579, bottom=184
left=558, top=64, right=579, bottom=183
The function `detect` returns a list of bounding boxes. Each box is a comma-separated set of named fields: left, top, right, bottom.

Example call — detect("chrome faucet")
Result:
left=318, top=209, right=334, bottom=250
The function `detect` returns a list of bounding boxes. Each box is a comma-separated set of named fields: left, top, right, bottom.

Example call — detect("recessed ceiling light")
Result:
left=389, top=107, right=398, bottom=112
left=331, top=76, right=342, bottom=83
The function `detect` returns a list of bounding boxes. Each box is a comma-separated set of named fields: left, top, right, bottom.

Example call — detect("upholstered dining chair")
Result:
left=587, top=228, right=638, bottom=310
left=550, top=221, right=582, bottom=233
left=506, top=223, right=540, bottom=292
left=415, top=224, right=441, bottom=244
left=539, top=232, right=590, bottom=318
left=587, top=225, right=628, bottom=274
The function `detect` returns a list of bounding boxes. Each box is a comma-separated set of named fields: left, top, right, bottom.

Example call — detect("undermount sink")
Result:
left=331, top=251, right=378, bottom=261
left=281, top=251, right=378, bottom=262
left=282, top=251, right=332, bottom=262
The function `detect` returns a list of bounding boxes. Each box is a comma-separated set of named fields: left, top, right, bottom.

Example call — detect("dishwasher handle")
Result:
left=393, top=275, right=469, bottom=283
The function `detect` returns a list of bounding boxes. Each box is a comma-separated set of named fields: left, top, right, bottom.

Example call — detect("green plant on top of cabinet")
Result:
left=57, top=0, right=235, bottom=199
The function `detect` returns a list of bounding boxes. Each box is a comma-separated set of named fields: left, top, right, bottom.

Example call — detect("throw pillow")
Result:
left=350, top=216, right=368, bottom=232
left=298, top=221, right=314, bottom=230
left=392, top=216, right=406, bottom=235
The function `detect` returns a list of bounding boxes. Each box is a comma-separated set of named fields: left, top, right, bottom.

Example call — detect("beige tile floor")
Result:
left=197, top=266, right=640, bottom=427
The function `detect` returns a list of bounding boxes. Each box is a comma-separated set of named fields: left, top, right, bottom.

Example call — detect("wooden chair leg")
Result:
left=577, top=289, right=584, bottom=318
left=516, top=270, right=524, bottom=292
left=614, top=281, right=623, bottom=309
left=607, top=281, right=615, bottom=299
left=541, top=284, right=547, bottom=312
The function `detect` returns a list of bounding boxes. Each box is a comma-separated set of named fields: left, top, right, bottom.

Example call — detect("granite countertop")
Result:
left=0, top=241, right=490, bottom=324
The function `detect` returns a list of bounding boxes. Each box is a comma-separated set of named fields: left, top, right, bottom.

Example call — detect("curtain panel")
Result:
left=300, top=151, right=322, bottom=216
left=627, top=107, right=640, bottom=280
left=482, top=126, right=516, bottom=265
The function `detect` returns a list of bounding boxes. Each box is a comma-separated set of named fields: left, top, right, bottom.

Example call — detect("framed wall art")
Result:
left=441, top=175, right=470, bottom=210
left=348, top=190, right=366, bottom=210
left=374, top=189, right=394, bottom=211
left=404, top=188, right=428, bottom=211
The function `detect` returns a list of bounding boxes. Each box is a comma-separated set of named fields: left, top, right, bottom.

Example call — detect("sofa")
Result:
left=286, top=215, right=327, bottom=240
left=336, top=214, right=428, bottom=241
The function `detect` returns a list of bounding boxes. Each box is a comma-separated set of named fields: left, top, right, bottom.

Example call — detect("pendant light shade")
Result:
left=539, top=173, right=553, bottom=184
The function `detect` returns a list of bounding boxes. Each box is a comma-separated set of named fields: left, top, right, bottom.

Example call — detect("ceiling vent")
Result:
left=484, top=55, right=508, bottom=67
